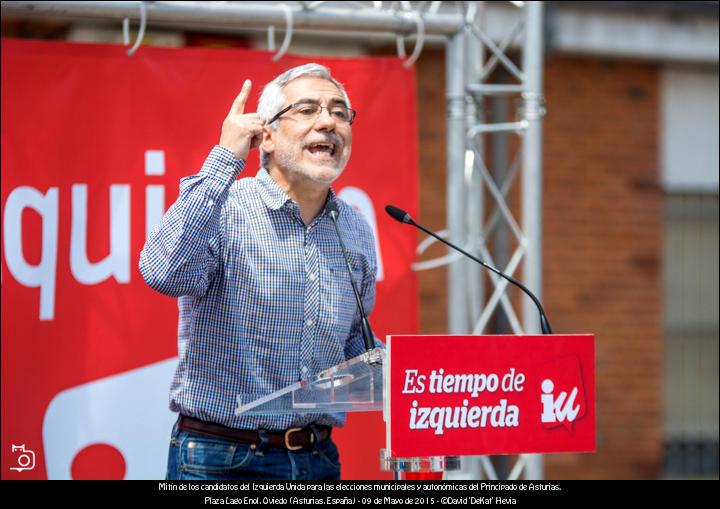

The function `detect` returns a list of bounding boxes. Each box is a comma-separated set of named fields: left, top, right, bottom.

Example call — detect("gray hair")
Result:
left=257, top=63, right=351, bottom=169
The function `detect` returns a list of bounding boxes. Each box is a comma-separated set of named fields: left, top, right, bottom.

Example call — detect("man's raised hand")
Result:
left=219, top=80, right=265, bottom=161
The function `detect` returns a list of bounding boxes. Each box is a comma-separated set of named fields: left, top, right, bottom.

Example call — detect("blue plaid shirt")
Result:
left=139, top=145, right=379, bottom=431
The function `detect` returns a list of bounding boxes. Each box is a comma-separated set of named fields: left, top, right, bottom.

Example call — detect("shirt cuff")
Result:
left=199, top=145, right=246, bottom=183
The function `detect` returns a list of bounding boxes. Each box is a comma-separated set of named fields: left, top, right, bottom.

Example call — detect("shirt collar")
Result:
left=256, top=167, right=292, bottom=211
left=255, top=167, right=338, bottom=217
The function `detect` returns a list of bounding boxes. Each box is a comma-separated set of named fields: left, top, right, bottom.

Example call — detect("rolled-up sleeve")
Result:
left=139, top=146, right=244, bottom=298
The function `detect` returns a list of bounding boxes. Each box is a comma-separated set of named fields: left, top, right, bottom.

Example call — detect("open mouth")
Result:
left=306, top=142, right=337, bottom=158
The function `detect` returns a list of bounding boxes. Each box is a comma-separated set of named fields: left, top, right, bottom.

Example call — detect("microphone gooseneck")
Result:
left=384, top=204, right=553, bottom=335
left=326, top=201, right=377, bottom=352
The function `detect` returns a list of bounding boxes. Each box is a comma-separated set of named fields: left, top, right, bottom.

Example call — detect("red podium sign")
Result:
left=386, top=335, right=595, bottom=457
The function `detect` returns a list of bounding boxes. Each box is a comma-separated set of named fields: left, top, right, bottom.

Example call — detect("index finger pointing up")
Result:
left=230, top=79, right=252, bottom=115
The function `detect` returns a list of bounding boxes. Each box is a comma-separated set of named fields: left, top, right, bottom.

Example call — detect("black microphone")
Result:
left=326, top=200, right=378, bottom=353
left=385, top=204, right=553, bottom=335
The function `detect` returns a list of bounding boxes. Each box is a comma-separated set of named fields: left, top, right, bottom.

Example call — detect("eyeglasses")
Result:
left=268, top=101, right=356, bottom=126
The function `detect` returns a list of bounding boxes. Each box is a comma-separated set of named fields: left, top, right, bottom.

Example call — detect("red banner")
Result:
left=1, top=38, right=418, bottom=479
left=387, top=335, right=596, bottom=457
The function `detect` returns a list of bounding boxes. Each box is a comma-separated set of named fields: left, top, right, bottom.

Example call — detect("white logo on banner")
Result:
left=43, top=358, right=178, bottom=479
left=540, top=379, right=580, bottom=424
left=337, top=186, right=385, bottom=281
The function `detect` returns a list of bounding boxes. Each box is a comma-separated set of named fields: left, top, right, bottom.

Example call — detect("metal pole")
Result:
left=522, top=1, right=546, bottom=480
left=465, top=1, right=485, bottom=482
left=0, top=1, right=462, bottom=36
left=466, top=2, right=484, bottom=329
left=446, top=30, right=468, bottom=335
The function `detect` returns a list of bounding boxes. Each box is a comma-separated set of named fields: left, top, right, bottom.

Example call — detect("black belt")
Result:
left=178, top=415, right=331, bottom=451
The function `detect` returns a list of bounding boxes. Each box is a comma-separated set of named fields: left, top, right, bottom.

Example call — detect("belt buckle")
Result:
left=284, top=428, right=305, bottom=451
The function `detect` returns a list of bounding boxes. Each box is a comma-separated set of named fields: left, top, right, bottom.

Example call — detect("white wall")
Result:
left=661, top=66, right=719, bottom=192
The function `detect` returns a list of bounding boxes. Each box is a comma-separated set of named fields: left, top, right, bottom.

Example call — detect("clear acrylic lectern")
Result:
left=234, top=348, right=385, bottom=416
left=234, top=347, right=460, bottom=478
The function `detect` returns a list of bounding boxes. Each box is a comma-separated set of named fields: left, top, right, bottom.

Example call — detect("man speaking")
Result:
left=139, top=63, right=380, bottom=480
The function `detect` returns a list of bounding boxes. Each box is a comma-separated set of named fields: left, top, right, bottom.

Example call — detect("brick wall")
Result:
left=543, top=57, right=664, bottom=479
left=416, top=49, right=449, bottom=335
left=415, top=53, right=665, bottom=479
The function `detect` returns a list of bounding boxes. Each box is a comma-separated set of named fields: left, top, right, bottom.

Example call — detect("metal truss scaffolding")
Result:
left=1, top=0, right=546, bottom=480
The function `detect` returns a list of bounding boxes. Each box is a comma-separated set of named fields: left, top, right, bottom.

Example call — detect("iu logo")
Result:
left=536, top=355, right=587, bottom=432
left=541, top=379, right=580, bottom=424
